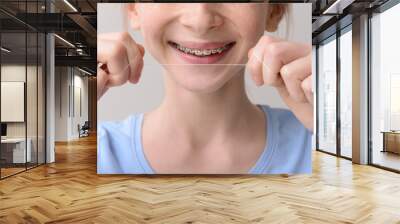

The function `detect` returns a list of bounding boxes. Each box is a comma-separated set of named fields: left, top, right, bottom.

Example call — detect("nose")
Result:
left=179, top=4, right=223, bottom=35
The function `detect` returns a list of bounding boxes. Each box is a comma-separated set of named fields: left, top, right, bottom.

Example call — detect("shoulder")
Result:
left=260, top=105, right=309, bottom=135
left=98, top=115, right=138, bottom=137
left=260, top=105, right=312, bottom=174
left=97, top=114, right=144, bottom=174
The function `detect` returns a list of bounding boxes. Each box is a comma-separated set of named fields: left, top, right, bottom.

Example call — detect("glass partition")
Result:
left=1, top=30, right=28, bottom=177
left=0, top=1, right=46, bottom=179
left=27, top=30, right=38, bottom=169
left=38, top=32, right=45, bottom=165
left=370, top=2, right=400, bottom=171
left=339, top=28, right=352, bottom=158
left=317, top=36, right=337, bottom=155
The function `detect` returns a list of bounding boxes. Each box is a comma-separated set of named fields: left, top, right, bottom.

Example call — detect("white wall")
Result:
left=72, top=73, right=89, bottom=138
left=54, top=67, right=89, bottom=141
left=1, top=66, right=25, bottom=126
left=97, top=3, right=312, bottom=121
left=55, top=67, right=68, bottom=141
left=1, top=65, right=38, bottom=138
left=1, top=82, right=25, bottom=122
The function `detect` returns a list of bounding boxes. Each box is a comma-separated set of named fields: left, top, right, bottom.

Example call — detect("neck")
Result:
left=150, top=70, right=261, bottom=149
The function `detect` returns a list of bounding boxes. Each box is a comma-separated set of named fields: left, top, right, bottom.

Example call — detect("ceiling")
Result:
left=0, top=0, right=99, bottom=73
left=308, top=0, right=392, bottom=43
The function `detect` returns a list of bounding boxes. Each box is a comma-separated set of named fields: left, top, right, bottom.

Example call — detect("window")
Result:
left=370, top=2, right=400, bottom=171
left=339, top=28, right=352, bottom=158
left=0, top=1, right=46, bottom=179
left=317, top=36, right=337, bottom=154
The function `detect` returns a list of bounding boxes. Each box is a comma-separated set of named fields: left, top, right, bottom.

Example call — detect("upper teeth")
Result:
left=175, top=43, right=228, bottom=56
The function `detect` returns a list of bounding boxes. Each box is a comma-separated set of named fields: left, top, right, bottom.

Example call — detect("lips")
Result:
left=168, top=41, right=236, bottom=64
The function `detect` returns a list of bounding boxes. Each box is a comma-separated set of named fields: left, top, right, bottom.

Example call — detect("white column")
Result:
left=312, top=45, right=317, bottom=150
left=45, top=0, right=56, bottom=163
left=46, top=33, right=55, bottom=163
left=352, top=14, right=369, bottom=164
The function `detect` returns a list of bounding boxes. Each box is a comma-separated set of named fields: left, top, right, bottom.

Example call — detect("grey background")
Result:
left=98, top=3, right=311, bottom=121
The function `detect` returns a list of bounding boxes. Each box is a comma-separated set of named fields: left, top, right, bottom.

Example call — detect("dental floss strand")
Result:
left=98, top=54, right=268, bottom=76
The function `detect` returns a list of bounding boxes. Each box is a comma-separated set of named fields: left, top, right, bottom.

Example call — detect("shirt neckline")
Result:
left=248, top=105, right=277, bottom=174
left=132, top=114, right=154, bottom=174
left=132, top=105, right=275, bottom=174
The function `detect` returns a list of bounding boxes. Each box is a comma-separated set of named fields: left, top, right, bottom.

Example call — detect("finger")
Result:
left=246, top=36, right=280, bottom=86
left=247, top=47, right=263, bottom=86
left=97, top=67, right=109, bottom=100
left=301, top=75, right=313, bottom=105
left=97, top=38, right=113, bottom=64
left=99, top=33, right=144, bottom=86
left=137, top=44, right=145, bottom=56
left=127, top=43, right=145, bottom=84
left=99, top=32, right=144, bottom=64
left=129, top=57, right=144, bottom=84
left=262, top=41, right=311, bottom=87
left=97, top=32, right=130, bottom=63
left=118, top=34, right=144, bottom=82
left=280, top=54, right=311, bottom=102
left=98, top=38, right=130, bottom=86
left=126, top=41, right=145, bottom=84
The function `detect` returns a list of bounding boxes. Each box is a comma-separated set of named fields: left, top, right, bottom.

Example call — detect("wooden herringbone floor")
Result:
left=1, top=135, right=400, bottom=224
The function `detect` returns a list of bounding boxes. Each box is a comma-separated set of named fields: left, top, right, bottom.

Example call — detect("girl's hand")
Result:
left=247, top=35, right=313, bottom=132
left=97, top=32, right=145, bottom=100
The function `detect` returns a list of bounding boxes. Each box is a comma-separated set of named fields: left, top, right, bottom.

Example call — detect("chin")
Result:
left=180, top=77, right=231, bottom=94
left=165, top=66, right=242, bottom=94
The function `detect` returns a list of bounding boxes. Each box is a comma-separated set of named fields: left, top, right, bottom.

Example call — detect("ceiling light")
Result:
left=323, top=0, right=354, bottom=15
left=54, top=34, right=75, bottom=48
left=63, top=0, right=78, bottom=12
left=1, top=47, right=11, bottom=53
left=78, top=67, right=93, bottom=76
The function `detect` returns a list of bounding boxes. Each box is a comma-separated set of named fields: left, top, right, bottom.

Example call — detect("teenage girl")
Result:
left=97, top=3, right=313, bottom=174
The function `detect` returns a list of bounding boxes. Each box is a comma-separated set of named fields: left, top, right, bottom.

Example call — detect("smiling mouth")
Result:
left=168, top=41, right=236, bottom=57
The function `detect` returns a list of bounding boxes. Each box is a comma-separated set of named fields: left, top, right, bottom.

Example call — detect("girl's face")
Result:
left=129, top=3, right=272, bottom=93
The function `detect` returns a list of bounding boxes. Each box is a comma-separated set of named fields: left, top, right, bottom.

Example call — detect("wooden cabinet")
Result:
left=382, top=132, right=400, bottom=154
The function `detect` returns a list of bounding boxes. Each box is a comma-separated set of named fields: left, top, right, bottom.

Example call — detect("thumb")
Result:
left=97, top=67, right=109, bottom=100
left=136, top=44, right=145, bottom=57
left=247, top=47, right=254, bottom=60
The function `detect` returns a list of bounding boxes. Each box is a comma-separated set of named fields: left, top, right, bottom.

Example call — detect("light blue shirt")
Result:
left=98, top=105, right=311, bottom=174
